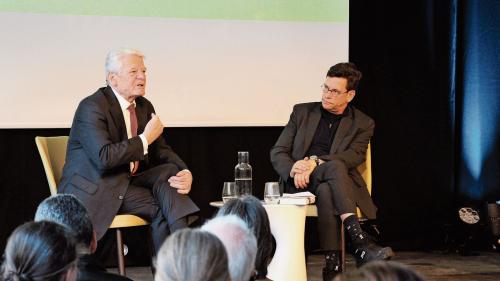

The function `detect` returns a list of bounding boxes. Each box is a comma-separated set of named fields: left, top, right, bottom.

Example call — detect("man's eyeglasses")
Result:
left=321, top=84, right=349, bottom=96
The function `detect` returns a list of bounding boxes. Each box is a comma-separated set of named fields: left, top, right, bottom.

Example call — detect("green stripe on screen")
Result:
left=0, top=0, right=348, bottom=22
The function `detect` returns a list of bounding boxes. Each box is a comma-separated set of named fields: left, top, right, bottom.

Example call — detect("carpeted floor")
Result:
left=112, top=251, right=500, bottom=281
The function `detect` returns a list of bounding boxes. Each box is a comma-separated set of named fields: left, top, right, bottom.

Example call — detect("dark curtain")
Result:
left=350, top=0, right=456, bottom=249
left=350, top=0, right=500, bottom=249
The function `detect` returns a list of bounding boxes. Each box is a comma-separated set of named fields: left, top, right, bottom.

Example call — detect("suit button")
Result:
left=119, top=195, right=124, bottom=200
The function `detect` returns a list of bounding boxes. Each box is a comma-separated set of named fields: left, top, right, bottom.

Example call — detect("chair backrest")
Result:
left=355, top=142, right=371, bottom=218
left=35, top=136, right=69, bottom=195
left=356, top=142, right=372, bottom=195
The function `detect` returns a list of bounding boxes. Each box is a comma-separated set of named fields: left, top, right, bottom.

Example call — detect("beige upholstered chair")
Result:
left=35, top=136, right=149, bottom=276
left=306, top=143, right=372, bottom=270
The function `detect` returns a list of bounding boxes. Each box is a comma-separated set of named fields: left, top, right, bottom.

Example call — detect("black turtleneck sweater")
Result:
left=306, top=106, right=349, bottom=157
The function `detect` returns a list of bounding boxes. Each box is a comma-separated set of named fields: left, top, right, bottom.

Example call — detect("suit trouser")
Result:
left=287, top=159, right=357, bottom=251
left=312, top=159, right=358, bottom=250
left=118, top=163, right=199, bottom=252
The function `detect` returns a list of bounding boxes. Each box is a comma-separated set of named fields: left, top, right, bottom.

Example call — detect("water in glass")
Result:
left=264, top=182, right=280, bottom=204
left=222, top=182, right=237, bottom=203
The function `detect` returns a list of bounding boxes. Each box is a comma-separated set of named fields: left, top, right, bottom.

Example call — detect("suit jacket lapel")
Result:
left=303, top=104, right=321, bottom=156
left=135, top=99, right=147, bottom=134
left=330, top=107, right=353, bottom=154
left=104, top=87, right=128, bottom=140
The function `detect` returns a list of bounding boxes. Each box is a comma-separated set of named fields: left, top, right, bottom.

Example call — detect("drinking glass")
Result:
left=222, top=182, right=237, bottom=203
left=264, top=182, right=280, bottom=204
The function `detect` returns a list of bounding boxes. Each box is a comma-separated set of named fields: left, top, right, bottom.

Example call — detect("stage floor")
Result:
left=111, top=251, right=500, bottom=281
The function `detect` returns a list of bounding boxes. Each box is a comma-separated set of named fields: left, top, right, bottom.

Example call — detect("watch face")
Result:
left=310, top=155, right=319, bottom=165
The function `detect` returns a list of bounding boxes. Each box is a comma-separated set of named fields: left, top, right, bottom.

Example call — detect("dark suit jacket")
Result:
left=270, top=102, right=377, bottom=218
left=77, top=255, right=133, bottom=281
left=59, top=86, right=189, bottom=239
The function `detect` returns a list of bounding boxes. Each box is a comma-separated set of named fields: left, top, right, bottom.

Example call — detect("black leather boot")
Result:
left=344, top=215, right=395, bottom=267
left=353, top=241, right=394, bottom=267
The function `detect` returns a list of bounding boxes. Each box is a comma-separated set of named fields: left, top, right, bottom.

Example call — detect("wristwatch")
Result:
left=309, top=155, right=320, bottom=166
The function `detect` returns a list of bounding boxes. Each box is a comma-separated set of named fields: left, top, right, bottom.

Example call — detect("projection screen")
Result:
left=0, top=1, right=348, bottom=127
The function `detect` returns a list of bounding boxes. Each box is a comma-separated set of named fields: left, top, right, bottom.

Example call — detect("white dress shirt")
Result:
left=111, top=88, right=149, bottom=156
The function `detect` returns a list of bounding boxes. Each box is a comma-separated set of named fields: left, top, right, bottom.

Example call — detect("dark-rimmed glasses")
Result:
left=321, top=84, right=349, bottom=96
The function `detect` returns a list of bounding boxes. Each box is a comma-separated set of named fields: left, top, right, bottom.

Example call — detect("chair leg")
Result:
left=116, top=228, right=126, bottom=276
left=147, top=227, right=155, bottom=276
left=341, top=220, right=346, bottom=272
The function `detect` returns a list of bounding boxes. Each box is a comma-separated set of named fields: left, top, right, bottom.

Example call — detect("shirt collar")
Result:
left=320, top=105, right=349, bottom=119
left=111, top=87, right=135, bottom=111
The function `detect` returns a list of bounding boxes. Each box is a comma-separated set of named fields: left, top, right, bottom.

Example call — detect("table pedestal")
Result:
left=264, top=204, right=307, bottom=281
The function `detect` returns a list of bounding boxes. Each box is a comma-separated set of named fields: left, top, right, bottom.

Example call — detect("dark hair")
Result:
left=155, top=228, right=230, bottom=281
left=2, top=221, right=77, bottom=281
left=326, top=62, right=362, bottom=91
left=333, top=261, right=427, bottom=281
left=35, top=194, right=93, bottom=248
left=217, top=195, right=273, bottom=279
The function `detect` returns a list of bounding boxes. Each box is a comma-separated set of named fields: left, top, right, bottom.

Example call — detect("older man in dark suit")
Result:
left=270, top=63, right=393, bottom=281
left=59, top=48, right=199, bottom=251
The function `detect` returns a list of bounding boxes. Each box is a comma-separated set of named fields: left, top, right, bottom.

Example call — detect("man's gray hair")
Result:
left=202, top=215, right=257, bottom=281
left=155, top=228, right=230, bottom=281
left=105, top=48, right=145, bottom=84
left=34, top=194, right=93, bottom=249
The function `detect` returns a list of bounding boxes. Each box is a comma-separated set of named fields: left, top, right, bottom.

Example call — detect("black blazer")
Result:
left=270, top=102, right=377, bottom=218
left=59, top=86, right=188, bottom=238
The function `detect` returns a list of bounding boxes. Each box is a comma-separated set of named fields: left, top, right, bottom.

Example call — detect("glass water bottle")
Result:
left=234, top=151, right=252, bottom=196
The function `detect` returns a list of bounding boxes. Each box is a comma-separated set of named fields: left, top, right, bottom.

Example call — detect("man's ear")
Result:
left=347, top=90, right=356, bottom=102
left=90, top=230, right=98, bottom=253
left=107, top=73, right=115, bottom=87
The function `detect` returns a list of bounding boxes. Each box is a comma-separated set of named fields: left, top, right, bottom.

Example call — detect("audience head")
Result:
left=155, top=228, right=230, bottom=281
left=34, top=194, right=95, bottom=254
left=333, top=261, right=427, bottom=281
left=217, top=195, right=273, bottom=278
left=1, top=221, right=77, bottom=281
left=327, top=62, right=362, bottom=91
left=202, top=215, right=257, bottom=281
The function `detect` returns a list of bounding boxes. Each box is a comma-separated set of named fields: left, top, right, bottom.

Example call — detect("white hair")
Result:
left=155, top=229, right=230, bottom=281
left=104, top=48, right=145, bottom=84
left=202, top=215, right=257, bottom=281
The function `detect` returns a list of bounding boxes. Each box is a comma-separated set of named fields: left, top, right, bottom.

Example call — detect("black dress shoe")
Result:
left=322, top=266, right=342, bottom=281
left=353, top=242, right=395, bottom=267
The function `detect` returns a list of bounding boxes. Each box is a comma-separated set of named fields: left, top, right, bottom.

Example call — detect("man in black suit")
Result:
left=270, top=63, right=393, bottom=280
left=35, top=194, right=133, bottom=281
left=59, top=48, right=199, bottom=251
